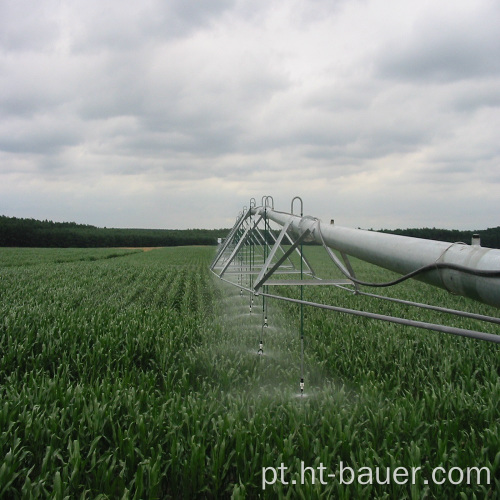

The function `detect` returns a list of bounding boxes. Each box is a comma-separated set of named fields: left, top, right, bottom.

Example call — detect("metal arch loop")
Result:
left=263, top=196, right=274, bottom=209
left=291, top=196, right=303, bottom=217
left=250, top=198, right=256, bottom=208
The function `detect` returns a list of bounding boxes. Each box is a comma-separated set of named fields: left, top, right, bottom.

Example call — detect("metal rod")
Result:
left=299, top=200, right=305, bottom=396
left=261, top=292, right=500, bottom=344
left=252, top=207, right=500, bottom=309
left=253, top=219, right=293, bottom=289
left=357, top=291, right=500, bottom=325
left=218, top=215, right=263, bottom=277
left=254, top=229, right=311, bottom=292
left=210, top=208, right=249, bottom=270
left=213, top=200, right=499, bottom=346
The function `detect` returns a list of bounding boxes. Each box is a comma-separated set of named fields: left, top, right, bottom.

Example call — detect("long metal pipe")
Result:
left=252, top=207, right=500, bottom=309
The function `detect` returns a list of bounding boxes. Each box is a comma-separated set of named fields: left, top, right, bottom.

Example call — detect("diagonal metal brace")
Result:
left=218, top=215, right=263, bottom=277
left=211, top=208, right=251, bottom=270
left=317, top=222, right=358, bottom=291
left=254, top=228, right=312, bottom=292
left=253, top=219, right=293, bottom=290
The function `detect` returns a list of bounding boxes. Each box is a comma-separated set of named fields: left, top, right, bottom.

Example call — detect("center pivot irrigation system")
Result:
left=210, top=196, right=500, bottom=395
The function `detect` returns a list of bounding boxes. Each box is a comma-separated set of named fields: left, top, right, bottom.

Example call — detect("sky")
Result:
left=0, top=0, right=499, bottom=230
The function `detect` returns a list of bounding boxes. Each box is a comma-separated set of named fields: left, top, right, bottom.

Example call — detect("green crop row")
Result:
left=0, top=246, right=498, bottom=498
left=0, top=248, right=143, bottom=268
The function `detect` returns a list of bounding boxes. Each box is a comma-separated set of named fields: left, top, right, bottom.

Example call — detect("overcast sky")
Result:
left=1, top=0, right=499, bottom=230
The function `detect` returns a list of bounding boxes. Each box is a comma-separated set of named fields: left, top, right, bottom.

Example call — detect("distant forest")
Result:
left=377, top=226, right=500, bottom=249
left=1, top=215, right=499, bottom=249
left=0, top=216, right=229, bottom=248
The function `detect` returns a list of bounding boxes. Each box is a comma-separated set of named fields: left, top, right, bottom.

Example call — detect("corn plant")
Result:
left=0, top=246, right=498, bottom=498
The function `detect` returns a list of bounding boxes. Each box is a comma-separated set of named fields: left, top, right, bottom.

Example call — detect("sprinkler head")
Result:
left=264, top=316, right=268, bottom=328
left=300, top=378, right=304, bottom=394
left=258, top=341, right=264, bottom=355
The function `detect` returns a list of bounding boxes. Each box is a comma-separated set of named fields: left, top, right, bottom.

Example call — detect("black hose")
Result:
left=316, top=223, right=500, bottom=288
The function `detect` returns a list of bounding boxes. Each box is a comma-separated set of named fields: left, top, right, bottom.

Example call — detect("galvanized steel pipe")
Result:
left=252, top=207, right=500, bottom=309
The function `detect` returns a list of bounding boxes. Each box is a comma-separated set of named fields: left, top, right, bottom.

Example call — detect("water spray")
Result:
left=211, top=195, right=500, bottom=395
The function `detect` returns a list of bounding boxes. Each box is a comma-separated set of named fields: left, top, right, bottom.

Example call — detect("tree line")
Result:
left=377, top=226, right=500, bottom=249
left=1, top=215, right=499, bottom=249
left=0, top=216, right=229, bottom=248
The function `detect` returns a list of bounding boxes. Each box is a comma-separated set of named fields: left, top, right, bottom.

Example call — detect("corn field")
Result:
left=0, top=246, right=498, bottom=498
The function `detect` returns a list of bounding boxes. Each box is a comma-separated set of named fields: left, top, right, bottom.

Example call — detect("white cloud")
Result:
left=376, top=0, right=500, bottom=81
left=0, top=0, right=498, bottom=230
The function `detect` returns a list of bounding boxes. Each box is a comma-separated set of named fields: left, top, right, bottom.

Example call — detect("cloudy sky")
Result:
left=1, top=0, right=499, bottom=230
